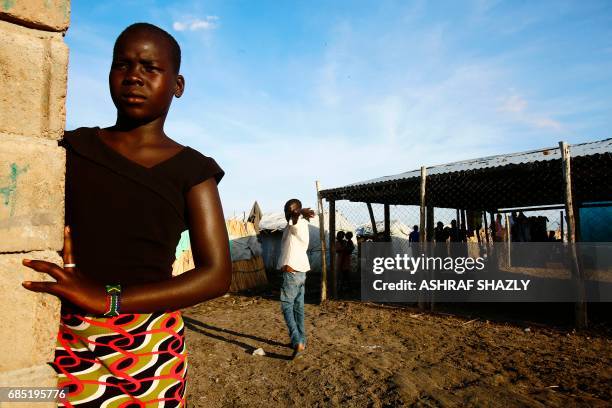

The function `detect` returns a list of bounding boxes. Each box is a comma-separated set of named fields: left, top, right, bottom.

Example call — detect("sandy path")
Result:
left=183, top=295, right=611, bottom=407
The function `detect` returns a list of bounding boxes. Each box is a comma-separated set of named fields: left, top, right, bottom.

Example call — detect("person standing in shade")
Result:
left=434, top=221, right=447, bottom=243
left=277, top=199, right=315, bottom=359
left=409, top=225, right=420, bottom=247
left=342, top=231, right=355, bottom=291
left=335, top=230, right=347, bottom=275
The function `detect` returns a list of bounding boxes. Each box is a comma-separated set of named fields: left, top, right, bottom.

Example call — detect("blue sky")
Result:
left=65, top=0, right=612, bottom=216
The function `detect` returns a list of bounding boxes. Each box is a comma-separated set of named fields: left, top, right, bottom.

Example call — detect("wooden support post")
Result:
left=483, top=211, right=490, bottom=244
left=316, top=181, right=328, bottom=303
left=426, top=205, right=435, bottom=311
left=420, top=167, right=427, bottom=244
left=384, top=204, right=391, bottom=242
left=419, top=166, right=427, bottom=310
left=475, top=211, right=482, bottom=243
left=366, top=202, right=378, bottom=236
left=505, top=213, right=511, bottom=268
left=560, top=141, right=587, bottom=329
left=489, top=211, right=495, bottom=242
left=426, top=206, right=434, bottom=242
left=575, top=207, right=582, bottom=242
left=329, top=200, right=337, bottom=299
left=461, top=209, right=467, bottom=241
left=560, top=210, right=564, bottom=242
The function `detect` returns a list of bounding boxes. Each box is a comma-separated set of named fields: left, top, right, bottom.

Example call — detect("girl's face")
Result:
left=109, top=29, right=184, bottom=123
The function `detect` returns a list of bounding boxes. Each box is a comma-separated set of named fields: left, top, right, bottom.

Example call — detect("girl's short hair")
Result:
left=114, top=22, right=181, bottom=72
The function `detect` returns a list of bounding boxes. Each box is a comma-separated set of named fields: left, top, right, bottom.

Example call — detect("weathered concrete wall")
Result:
left=0, top=20, right=68, bottom=140
left=0, top=134, right=65, bottom=252
left=0, top=1, right=70, bottom=406
left=0, top=0, right=69, bottom=31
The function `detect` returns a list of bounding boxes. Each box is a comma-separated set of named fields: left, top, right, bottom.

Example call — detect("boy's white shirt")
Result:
left=277, top=215, right=310, bottom=272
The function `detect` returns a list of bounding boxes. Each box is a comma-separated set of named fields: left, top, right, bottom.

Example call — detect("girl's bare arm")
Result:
left=22, top=177, right=232, bottom=314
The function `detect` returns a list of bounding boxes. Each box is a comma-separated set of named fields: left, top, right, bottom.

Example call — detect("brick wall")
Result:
left=0, top=1, right=70, bottom=406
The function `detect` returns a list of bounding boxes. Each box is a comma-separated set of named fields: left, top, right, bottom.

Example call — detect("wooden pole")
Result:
left=316, top=181, right=328, bottom=303
left=505, top=213, right=511, bottom=268
left=574, top=207, right=582, bottom=242
left=384, top=204, right=391, bottom=242
left=462, top=209, right=468, bottom=241
left=426, top=206, right=434, bottom=242
left=560, top=210, right=564, bottom=242
left=427, top=204, right=435, bottom=312
left=329, top=200, right=337, bottom=299
left=559, top=141, right=587, bottom=329
left=489, top=211, right=495, bottom=242
left=367, top=202, right=378, bottom=236
left=420, top=167, right=427, bottom=243
left=475, top=211, right=482, bottom=243
left=419, top=166, right=427, bottom=310
left=483, top=211, right=490, bottom=244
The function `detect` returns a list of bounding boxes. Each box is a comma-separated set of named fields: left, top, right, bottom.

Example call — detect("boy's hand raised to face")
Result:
left=21, top=226, right=107, bottom=315
left=301, top=208, right=315, bottom=220
left=289, top=207, right=314, bottom=224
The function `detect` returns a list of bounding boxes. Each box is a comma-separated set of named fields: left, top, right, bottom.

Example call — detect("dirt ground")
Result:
left=183, top=294, right=611, bottom=407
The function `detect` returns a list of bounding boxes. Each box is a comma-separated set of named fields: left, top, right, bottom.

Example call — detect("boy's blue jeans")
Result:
left=280, top=271, right=307, bottom=348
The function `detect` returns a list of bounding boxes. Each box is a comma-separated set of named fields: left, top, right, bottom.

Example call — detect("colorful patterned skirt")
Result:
left=51, top=309, right=187, bottom=407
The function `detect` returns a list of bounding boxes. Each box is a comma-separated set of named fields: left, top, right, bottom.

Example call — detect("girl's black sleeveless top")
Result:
left=59, top=127, right=224, bottom=285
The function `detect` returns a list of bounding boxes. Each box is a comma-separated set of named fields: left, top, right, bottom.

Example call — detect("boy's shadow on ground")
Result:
left=183, top=316, right=293, bottom=361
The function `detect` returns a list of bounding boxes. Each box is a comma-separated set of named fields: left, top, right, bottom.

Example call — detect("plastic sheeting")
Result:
left=227, top=219, right=263, bottom=262
left=174, top=221, right=263, bottom=263
left=356, top=219, right=413, bottom=256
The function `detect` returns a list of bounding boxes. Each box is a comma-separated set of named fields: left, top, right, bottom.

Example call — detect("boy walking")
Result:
left=278, top=199, right=314, bottom=359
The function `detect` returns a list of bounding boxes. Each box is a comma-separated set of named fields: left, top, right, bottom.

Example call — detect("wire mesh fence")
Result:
left=326, top=199, right=574, bottom=293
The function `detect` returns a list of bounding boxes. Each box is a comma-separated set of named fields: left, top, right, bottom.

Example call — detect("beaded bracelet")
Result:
left=104, top=284, right=122, bottom=317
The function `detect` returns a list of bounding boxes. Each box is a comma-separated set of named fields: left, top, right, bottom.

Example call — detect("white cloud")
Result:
left=532, top=117, right=562, bottom=131
left=500, top=94, right=528, bottom=113
left=173, top=16, right=219, bottom=32
left=499, top=93, right=563, bottom=132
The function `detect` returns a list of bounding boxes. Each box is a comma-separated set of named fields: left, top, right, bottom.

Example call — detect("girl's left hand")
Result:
left=21, top=226, right=106, bottom=315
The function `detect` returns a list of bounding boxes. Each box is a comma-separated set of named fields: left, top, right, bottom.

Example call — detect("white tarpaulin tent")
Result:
left=356, top=219, right=412, bottom=238
left=356, top=219, right=413, bottom=255
left=259, top=211, right=356, bottom=273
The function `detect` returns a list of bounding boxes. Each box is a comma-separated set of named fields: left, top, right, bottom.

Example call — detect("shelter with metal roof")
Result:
left=317, top=139, right=612, bottom=327
left=320, top=138, right=612, bottom=211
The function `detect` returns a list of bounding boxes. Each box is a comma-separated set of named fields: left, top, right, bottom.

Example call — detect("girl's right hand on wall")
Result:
left=21, top=226, right=107, bottom=314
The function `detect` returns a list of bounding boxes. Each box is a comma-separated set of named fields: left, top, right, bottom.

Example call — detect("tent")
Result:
left=247, top=201, right=263, bottom=233
left=172, top=220, right=267, bottom=291
left=356, top=219, right=413, bottom=255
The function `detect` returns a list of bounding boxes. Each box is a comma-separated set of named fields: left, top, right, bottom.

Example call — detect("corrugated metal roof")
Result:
left=339, top=138, right=612, bottom=189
